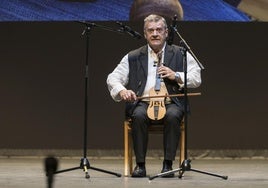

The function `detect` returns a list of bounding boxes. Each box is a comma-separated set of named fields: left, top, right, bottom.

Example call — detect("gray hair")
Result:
left=143, top=14, right=167, bottom=30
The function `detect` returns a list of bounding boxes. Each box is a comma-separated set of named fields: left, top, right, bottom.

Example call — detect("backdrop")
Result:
left=0, top=21, right=267, bottom=151
left=0, top=0, right=249, bottom=21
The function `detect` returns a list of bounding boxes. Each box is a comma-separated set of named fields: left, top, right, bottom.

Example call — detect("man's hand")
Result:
left=119, top=89, right=137, bottom=102
left=158, top=65, right=176, bottom=80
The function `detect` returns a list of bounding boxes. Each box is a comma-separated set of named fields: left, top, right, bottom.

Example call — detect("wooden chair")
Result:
left=124, top=118, right=185, bottom=176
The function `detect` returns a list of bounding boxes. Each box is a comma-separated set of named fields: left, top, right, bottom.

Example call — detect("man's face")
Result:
left=144, top=20, right=168, bottom=52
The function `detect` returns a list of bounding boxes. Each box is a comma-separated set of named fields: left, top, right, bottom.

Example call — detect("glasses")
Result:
left=145, top=27, right=166, bottom=34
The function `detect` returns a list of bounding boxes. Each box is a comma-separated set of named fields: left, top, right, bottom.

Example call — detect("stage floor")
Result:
left=0, top=157, right=267, bottom=188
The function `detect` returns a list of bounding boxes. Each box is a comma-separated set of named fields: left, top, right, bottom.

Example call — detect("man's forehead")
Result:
left=146, top=21, right=165, bottom=28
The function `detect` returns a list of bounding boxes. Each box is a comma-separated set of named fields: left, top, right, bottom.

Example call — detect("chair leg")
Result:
left=124, top=121, right=133, bottom=176
left=179, top=120, right=185, bottom=166
left=128, top=127, right=133, bottom=175
left=124, top=121, right=129, bottom=176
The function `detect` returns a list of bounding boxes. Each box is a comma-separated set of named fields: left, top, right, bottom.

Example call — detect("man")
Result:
left=107, top=14, right=201, bottom=177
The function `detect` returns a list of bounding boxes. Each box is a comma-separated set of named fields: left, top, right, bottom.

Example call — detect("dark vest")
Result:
left=125, top=44, right=186, bottom=117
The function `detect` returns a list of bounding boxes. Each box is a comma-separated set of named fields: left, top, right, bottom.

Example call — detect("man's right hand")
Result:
left=119, top=89, right=137, bottom=102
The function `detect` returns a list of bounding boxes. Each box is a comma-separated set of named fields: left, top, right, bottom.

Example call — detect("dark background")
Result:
left=0, top=21, right=267, bottom=150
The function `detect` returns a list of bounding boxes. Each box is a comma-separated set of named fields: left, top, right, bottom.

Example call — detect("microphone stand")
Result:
left=53, top=21, right=126, bottom=179
left=44, top=156, right=58, bottom=188
left=149, top=22, right=228, bottom=181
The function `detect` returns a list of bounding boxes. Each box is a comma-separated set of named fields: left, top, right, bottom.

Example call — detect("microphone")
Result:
left=167, top=15, right=178, bottom=45
left=116, top=22, right=142, bottom=39
left=44, top=156, right=58, bottom=188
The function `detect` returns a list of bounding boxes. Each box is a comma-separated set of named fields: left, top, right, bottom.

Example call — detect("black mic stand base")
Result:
left=54, top=158, right=122, bottom=179
left=149, top=159, right=228, bottom=180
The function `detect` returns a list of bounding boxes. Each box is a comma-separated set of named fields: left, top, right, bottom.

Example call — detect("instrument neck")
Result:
left=154, top=51, right=163, bottom=91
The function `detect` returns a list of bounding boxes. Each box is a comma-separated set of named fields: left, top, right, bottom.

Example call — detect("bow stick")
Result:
left=137, top=92, right=201, bottom=100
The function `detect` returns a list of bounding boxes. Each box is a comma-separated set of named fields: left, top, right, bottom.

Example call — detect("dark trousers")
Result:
left=131, top=102, right=184, bottom=163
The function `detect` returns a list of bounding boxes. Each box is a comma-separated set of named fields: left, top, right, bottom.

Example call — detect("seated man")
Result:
left=107, top=14, right=201, bottom=177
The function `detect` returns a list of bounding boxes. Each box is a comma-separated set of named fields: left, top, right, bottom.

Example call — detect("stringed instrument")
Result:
left=147, top=51, right=167, bottom=120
